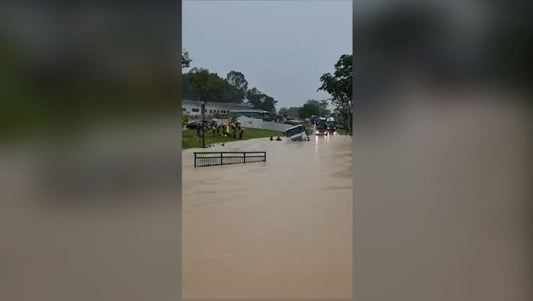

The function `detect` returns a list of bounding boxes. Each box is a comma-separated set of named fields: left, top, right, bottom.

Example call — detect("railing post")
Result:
left=220, top=152, right=223, bottom=165
left=194, top=153, right=196, bottom=168
left=243, top=152, right=246, bottom=164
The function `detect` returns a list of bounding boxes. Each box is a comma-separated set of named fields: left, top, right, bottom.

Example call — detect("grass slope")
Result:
left=182, top=127, right=284, bottom=149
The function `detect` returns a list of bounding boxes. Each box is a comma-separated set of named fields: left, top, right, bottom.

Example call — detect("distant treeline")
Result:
left=278, top=100, right=332, bottom=120
left=182, top=68, right=278, bottom=113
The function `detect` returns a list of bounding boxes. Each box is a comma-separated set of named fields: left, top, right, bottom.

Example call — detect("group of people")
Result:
left=214, top=121, right=245, bottom=139
left=195, top=121, right=244, bottom=140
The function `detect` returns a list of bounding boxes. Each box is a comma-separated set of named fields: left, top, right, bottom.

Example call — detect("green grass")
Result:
left=182, top=127, right=284, bottom=149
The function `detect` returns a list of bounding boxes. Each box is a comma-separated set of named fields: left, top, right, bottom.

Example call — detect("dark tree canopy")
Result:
left=245, top=87, right=263, bottom=108
left=211, top=71, right=249, bottom=103
left=181, top=67, right=278, bottom=112
left=226, top=71, right=248, bottom=92
left=278, top=107, right=301, bottom=118
left=298, top=103, right=321, bottom=119
left=260, top=95, right=278, bottom=113
left=245, top=88, right=278, bottom=113
left=181, top=49, right=192, bottom=69
left=318, top=54, right=352, bottom=104
left=297, top=99, right=331, bottom=119
left=188, top=68, right=225, bottom=102
left=318, top=54, right=353, bottom=133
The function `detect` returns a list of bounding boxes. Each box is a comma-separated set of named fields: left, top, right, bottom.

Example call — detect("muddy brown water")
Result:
left=182, top=133, right=353, bottom=300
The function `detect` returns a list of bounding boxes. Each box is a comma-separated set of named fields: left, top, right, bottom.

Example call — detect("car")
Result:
left=186, top=120, right=208, bottom=129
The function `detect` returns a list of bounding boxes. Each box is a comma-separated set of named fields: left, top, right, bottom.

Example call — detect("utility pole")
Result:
left=201, top=101, right=206, bottom=148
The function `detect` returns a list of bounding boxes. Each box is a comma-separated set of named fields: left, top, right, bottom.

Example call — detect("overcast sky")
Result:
left=183, top=0, right=352, bottom=109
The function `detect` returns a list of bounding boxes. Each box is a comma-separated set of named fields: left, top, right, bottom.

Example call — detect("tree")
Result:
left=259, top=95, right=277, bottom=113
left=280, top=107, right=302, bottom=118
left=226, top=71, right=248, bottom=92
left=189, top=69, right=225, bottom=102
left=298, top=102, right=321, bottom=119
left=189, top=68, right=225, bottom=147
left=320, top=100, right=331, bottom=115
left=297, top=99, right=331, bottom=119
left=183, top=69, right=250, bottom=103
left=245, top=87, right=264, bottom=108
left=318, top=54, right=353, bottom=133
left=278, top=107, right=289, bottom=116
left=181, top=49, right=192, bottom=69
left=215, top=81, right=245, bottom=103
left=245, top=87, right=278, bottom=113
left=214, top=71, right=248, bottom=103
left=182, top=113, right=190, bottom=127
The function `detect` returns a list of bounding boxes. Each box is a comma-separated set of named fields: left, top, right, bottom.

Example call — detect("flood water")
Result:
left=182, top=133, right=353, bottom=300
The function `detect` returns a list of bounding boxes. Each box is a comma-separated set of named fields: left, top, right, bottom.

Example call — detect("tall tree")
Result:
left=297, top=99, right=331, bottom=119
left=259, top=95, right=278, bottom=113
left=181, top=49, right=192, bottom=69
left=280, top=107, right=302, bottom=118
left=245, top=88, right=277, bottom=113
left=215, top=71, right=248, bottom=103
left=298, top=102, right=321, bottom=119
left=189, top=68, right=225, bottom=103
left=189, top=68, right=225, bottom=148
left=215, top=81, right=245, bottom=103
left=245, top=87, right=264, bottom=108
left=226, top=71, right=248, bottom=92
left=318, top=54, right=353, bottom=133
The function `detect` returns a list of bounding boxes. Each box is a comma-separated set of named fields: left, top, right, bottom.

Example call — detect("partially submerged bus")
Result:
left=284, top=124, right=310, bottom=142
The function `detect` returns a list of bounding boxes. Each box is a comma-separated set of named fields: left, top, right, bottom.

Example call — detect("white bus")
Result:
left=284, top=125, right=309, bottom=142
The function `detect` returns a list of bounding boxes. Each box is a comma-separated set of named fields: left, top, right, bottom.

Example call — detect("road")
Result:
left=182, top=132, right=353, bottom=300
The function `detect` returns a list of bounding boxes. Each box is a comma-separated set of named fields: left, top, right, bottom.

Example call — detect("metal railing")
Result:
left=193, top=151, right=266, bottom=168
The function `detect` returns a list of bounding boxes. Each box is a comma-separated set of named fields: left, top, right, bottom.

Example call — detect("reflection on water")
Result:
left=182, top=134, right=353, bottom=300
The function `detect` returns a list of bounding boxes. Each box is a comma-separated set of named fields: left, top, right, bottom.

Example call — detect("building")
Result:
left=182, top=99, right=253, bottom=117
left=230, top=109, right=269, bottom=119
left=236, top=115, right=292, bottom=132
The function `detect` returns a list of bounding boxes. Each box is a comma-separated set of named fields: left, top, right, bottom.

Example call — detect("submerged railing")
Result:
left=193, top=151, right=266, bottom=168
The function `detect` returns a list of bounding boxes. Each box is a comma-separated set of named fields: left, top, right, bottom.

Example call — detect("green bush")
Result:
left=182, top=113, right=190, bottom=127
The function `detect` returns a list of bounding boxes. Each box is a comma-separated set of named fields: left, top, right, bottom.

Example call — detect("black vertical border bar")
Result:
left=178, top=1, right=182, bottom=300
left=352, top=0, right=356, bottom=300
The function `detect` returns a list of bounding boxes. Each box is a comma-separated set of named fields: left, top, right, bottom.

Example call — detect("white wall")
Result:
left=237, top=116, right=292, bottom=132
left=183, top=103, right=234, bottom=117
